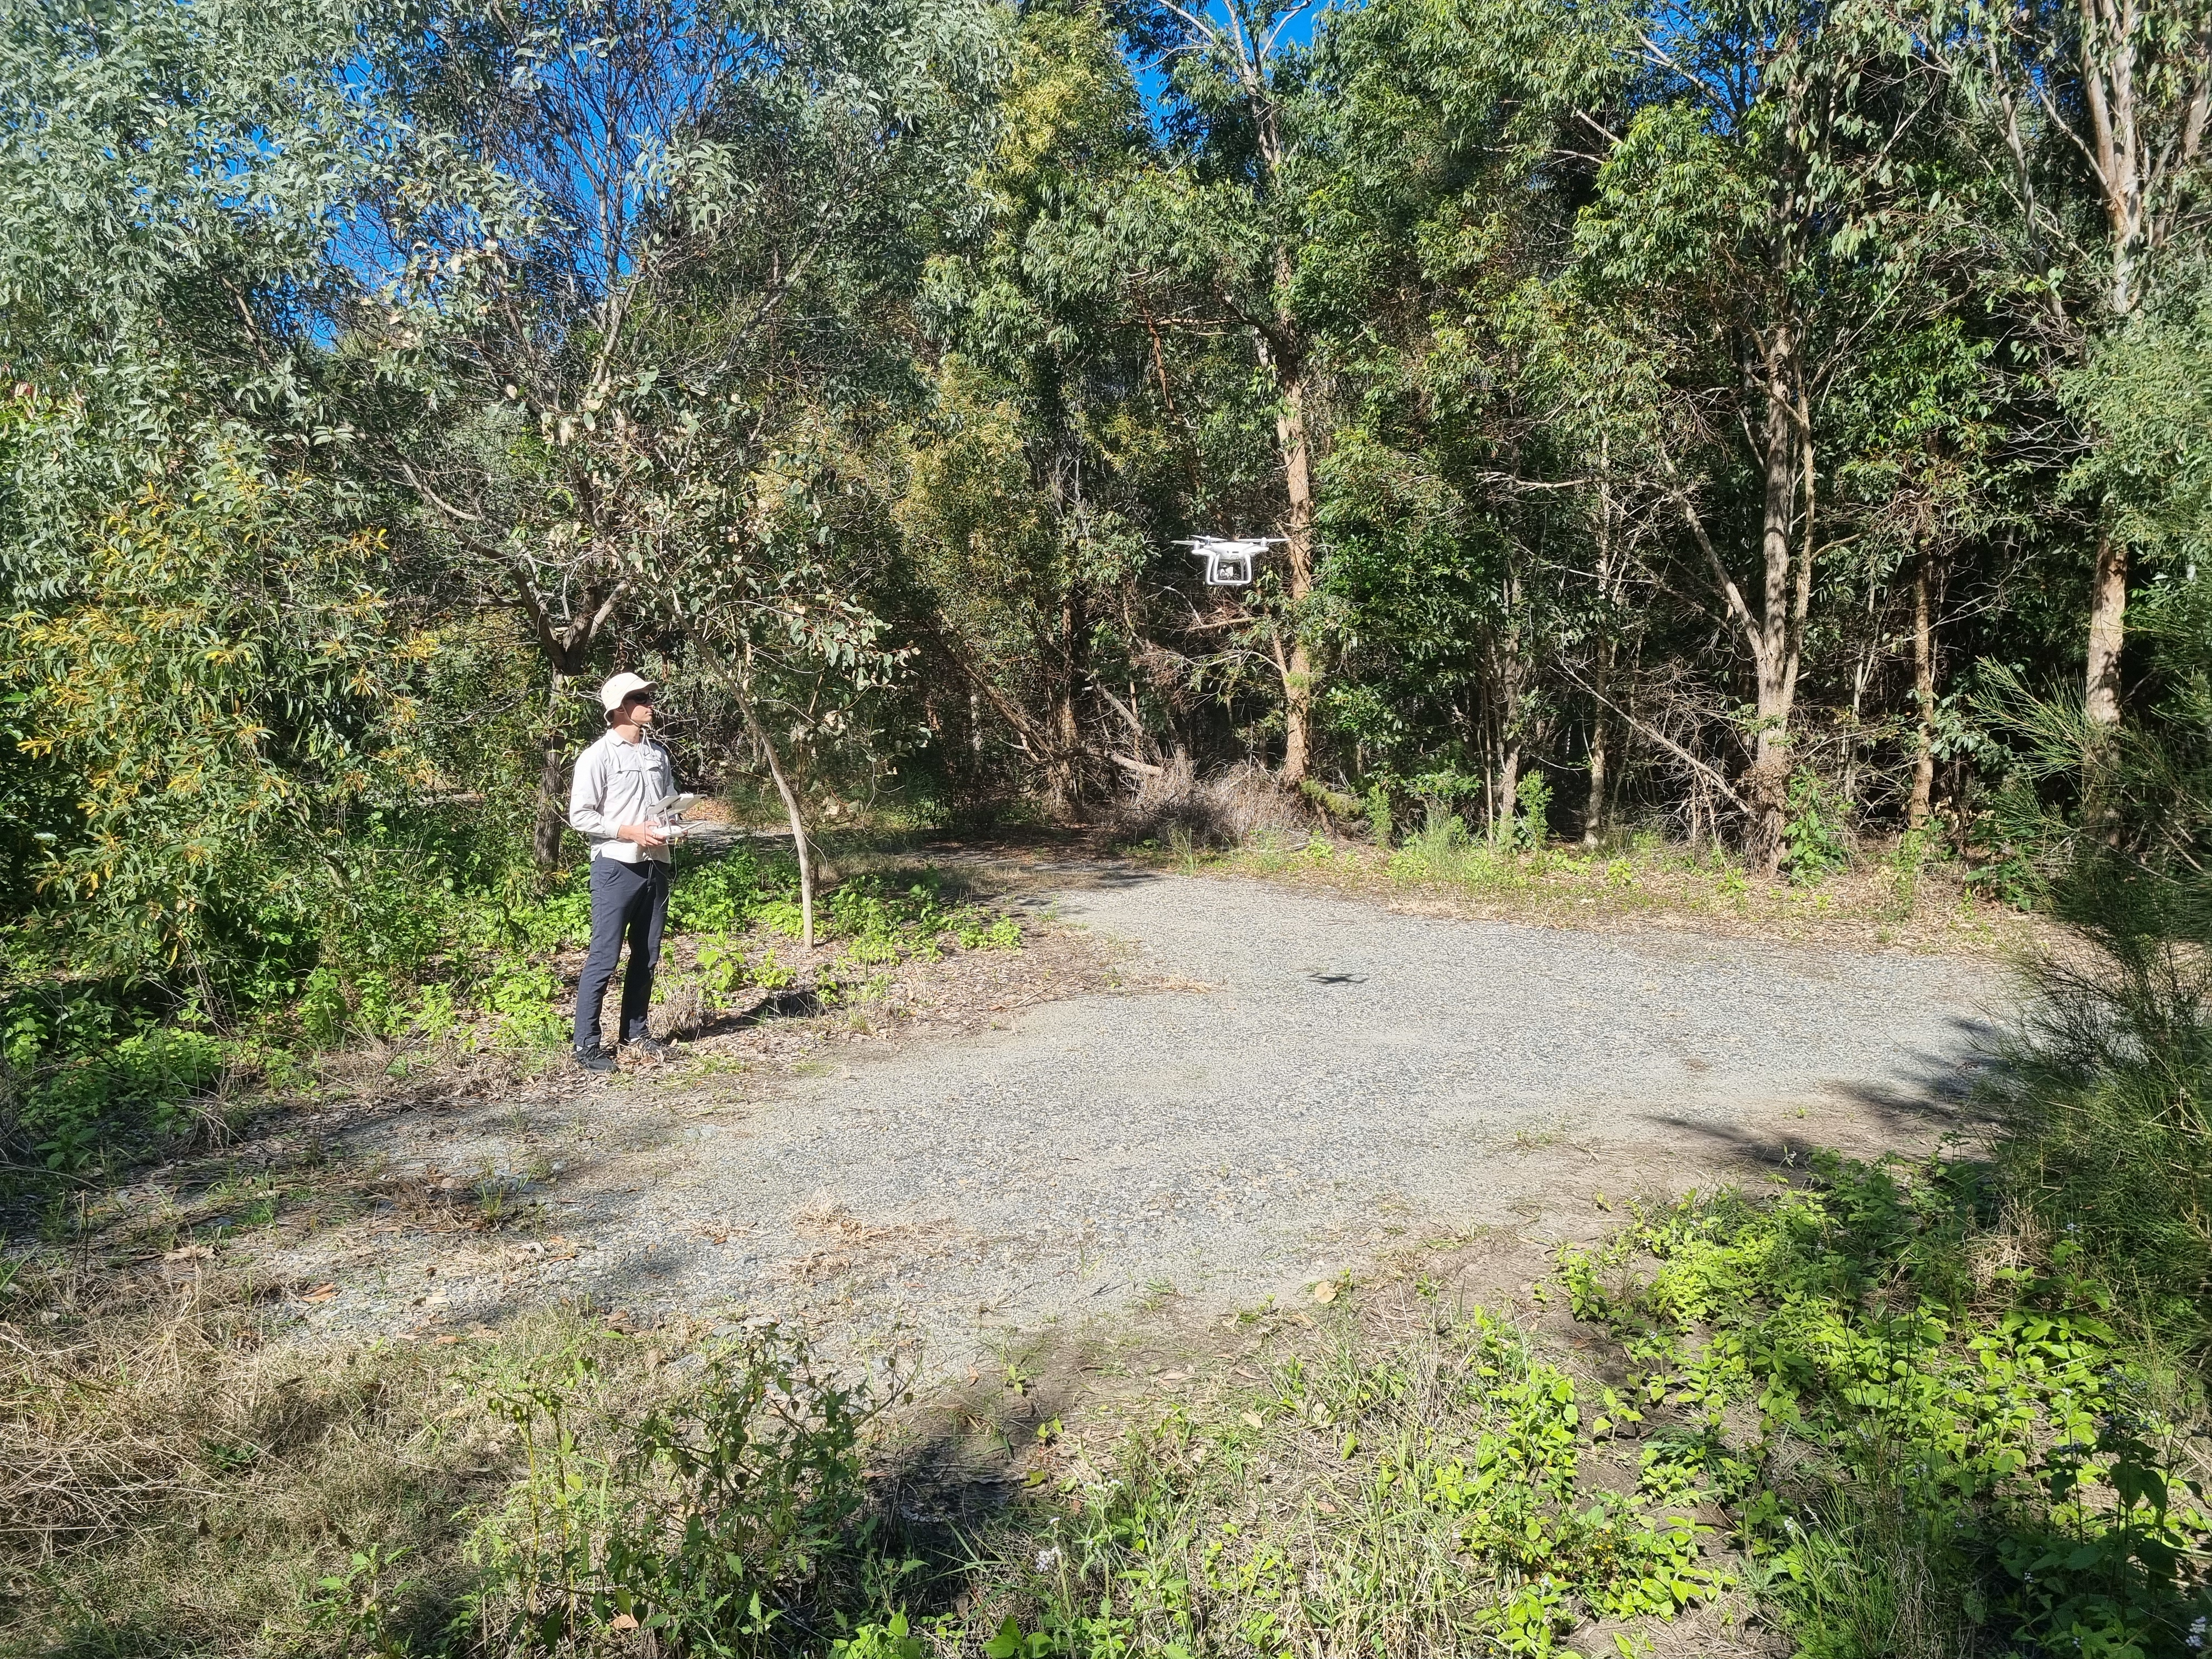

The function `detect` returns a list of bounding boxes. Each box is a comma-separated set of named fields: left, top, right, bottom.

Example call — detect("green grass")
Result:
left=0, top=854, right=1028, bottom=1195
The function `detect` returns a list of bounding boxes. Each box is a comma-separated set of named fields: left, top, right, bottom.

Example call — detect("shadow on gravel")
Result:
left=1633, top=1013, right=2005, bottom=1177
left=681, top=985, right=827, bottom=1042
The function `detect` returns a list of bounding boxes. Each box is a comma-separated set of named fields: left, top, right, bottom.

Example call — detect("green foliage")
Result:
left=0, top=1000, right=227, bottom=1172
left=1779, top=769, right=1852, bottom=883
left=2065, top=265, right=2212, bottom=575
left=1512, top=771, right=1553, bottom=853
left=1558, top=1156, right=2212, bottom=1656
left=669, top=849, right=783, bottom=935
left=3, top=469, right=440, bottom=987
left=1973, top=574, right=2212, bottom=1346
left=820, top=873, right=1021, bottom=966
left=1364, top=783, right=1396, bottom=849
left=1883, top=823, right=1938, bottom=916
left=469, top=1328, right=897, bottom=1654
left=1988, top=934, right=2212, bottom=1351
left=979, top=1300, right=1724, bottom=1657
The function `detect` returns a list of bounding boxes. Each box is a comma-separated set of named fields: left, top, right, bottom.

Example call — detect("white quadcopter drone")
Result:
left=1181, top=535, right=1286, bottom=586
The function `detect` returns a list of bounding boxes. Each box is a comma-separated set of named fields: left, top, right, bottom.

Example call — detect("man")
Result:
left=568, top=672, right=681, bottom=1072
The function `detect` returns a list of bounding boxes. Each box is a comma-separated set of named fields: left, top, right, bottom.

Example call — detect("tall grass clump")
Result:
left=1977, top=578, right=2212, bottom=1349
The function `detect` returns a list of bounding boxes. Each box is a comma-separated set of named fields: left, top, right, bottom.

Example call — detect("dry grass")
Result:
left=0, top=1245, right=668, bottom=1656
left=1155, top=820, right=2053, bottom=958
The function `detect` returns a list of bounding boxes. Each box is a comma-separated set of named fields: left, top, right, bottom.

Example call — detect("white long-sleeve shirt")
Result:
left=568, top=727, right=676, bottom=864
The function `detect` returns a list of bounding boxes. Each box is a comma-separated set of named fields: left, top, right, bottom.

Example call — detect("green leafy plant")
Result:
left=1883, top=824, right=1937, bottom=917
left=1556, top=1156, right=2212, bottom=1656
left=306, top=1543, right=417, bottom=1658
left=1512, top=771, right=1553, bottom=853
left=484, top=960, right=568, bottom=1049
left=1779, top=769, right=1851, bottom=883
left=1, top=1005, right=225, bottom=1172
left=469, top=1328, right=899, bottom=1655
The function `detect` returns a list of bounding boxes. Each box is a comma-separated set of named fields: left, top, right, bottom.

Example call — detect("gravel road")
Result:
left=268, top=867, right=2004, bottom=1369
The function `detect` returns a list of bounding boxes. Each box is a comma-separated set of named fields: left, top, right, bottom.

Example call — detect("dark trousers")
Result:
left=574, top=856, right=670, bottom=1048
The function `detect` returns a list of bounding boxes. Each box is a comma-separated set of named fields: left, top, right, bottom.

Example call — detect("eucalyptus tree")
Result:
left=901, top=0, right=1176, bottom=819
left=1565, top=0, right=1971, bottom=856
left=0, top=0, right=449, bottom=984
left=0, top=0, right=393, bottom=605
left=363, top=0, right=1007, bottom=863
left=1293, top=0, right=1633, bottom=832
left=1920, top=0, right=2211, bottom=731
left=1110, top=0, right=1336, bottom=782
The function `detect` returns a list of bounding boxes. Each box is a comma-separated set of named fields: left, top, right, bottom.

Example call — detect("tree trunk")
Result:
left=1497, top=738, right=1522, bottom=845
left=1584, top=636, right=1615, bottom=849
left=735, top=665, right=814, bottom=950
left=1750, top=355, right=1801, bottom=865
left=1275, top=371, right=1317, bottom=785
left=1045, top=587, right=1086, bottom=820
left=1249, top=97, right=1319, bottom=787
left=532, top=669, right=577, bottom=870
left=1492, top=625, right=1525, bottom=844
left=2085, top=531, right=2127, bottom=731
left=1910, top=541, right=1939, bottom=827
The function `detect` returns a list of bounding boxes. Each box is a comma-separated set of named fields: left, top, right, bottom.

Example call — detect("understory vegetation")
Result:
left=18, top=1145, right=2212, bottom=1657
left=0, top=843, right=1023, bottom=1186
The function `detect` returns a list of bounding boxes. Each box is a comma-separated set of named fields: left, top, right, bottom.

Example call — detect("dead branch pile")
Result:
left=1109, top=755, right=1315, bottom=848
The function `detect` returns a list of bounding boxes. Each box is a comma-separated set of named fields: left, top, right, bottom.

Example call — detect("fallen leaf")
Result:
left=1240, top=1411, right=1265, bottom=1430
left=1312, top=1281, right=1338, bottom=1304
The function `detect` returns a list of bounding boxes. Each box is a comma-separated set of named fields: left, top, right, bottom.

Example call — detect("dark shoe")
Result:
left=628, top=1035, right=678, bottom=1060
left=574, top=1043, right=618, bottom=1074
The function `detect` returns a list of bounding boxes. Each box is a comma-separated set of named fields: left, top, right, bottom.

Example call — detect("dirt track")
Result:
left=253, top=862, right=2003, bottom=1370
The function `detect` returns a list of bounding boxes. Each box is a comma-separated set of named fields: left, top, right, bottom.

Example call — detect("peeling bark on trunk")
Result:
left=1584, top=636, right=1615, bottom=848
left=1489, top=603, right=1529, bottom=842
left=2086, top=531, right=2128, bottom=732
left=1910, top=542, right=1940, bottom=827
left=1265, top=343, right=1318, bottom=786
left=1748, top=357, right=1804, bottom=867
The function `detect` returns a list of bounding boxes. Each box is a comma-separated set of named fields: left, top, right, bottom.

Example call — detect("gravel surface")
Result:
left=259, top=865, right=2004, bottom=1373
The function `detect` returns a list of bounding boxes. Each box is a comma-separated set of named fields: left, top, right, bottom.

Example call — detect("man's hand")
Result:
left=617, top=823, right=670, bottom=848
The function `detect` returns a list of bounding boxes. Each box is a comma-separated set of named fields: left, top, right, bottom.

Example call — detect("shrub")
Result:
left=466, top=1328, right=898, bottom=1655
left=0, top=992, right=228, bottom=1172
left=1975, top=583, right=2212, bottom=1349
left=1510, top=770, right=1551, bottom=853
left=1109, top=755, right=1314, bottom=849
left=1779, top=768, right=1851, bottom=882
left=1557, top=1156, right=2212, bottom=1657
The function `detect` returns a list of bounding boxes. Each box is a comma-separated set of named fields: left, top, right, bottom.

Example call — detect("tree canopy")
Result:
left=2, top=0, right=2207, bottom=1008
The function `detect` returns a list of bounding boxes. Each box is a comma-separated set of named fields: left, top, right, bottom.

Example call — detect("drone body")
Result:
left=1181, top=535, right=1286, bottom=586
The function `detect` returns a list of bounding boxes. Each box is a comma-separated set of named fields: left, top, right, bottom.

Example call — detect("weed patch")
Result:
left=1558, top=1155, right=2212, bottom=1657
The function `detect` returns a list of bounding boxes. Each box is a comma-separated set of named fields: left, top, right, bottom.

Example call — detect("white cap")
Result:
left=599, top=672, right=657, bottom=712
